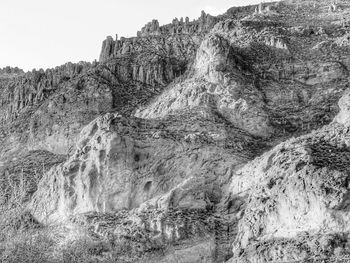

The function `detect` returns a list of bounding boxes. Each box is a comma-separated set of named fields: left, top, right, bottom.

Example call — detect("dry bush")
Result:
left=0, top=229, right=56, bottom=263
left=0, top=227, right=117, bottom=263
left=61, top=238, right=111, bottom=263
left=0, top=157, right=56, bottom=263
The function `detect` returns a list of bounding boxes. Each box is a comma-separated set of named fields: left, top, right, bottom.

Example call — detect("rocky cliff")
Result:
left=2, top=0, right=350, bottom=262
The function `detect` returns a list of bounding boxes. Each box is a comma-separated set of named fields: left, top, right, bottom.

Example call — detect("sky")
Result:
left=0, top=0, right=264, bottom=71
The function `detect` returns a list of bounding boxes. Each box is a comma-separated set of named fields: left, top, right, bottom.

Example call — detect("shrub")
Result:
left=61, top=238, right=111, bottom=263
left=0, top=230, right=55, bottom=263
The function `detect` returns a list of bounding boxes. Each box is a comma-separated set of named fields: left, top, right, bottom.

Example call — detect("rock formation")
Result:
left=227, top=89, right=350, bottom=262
left=98, top=34, right=198, bottom=88
left=0, top=66, right=24, bottom=76
left=135, top=32, right=273, bottom=137
left=137, top=11, right=218, bottom=38
left=334, top=89, right=350, bottom=125
left=1, top=0, right=350, bottom=262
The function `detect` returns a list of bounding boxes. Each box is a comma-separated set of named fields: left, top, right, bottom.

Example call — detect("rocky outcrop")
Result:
left=0, top=45, right=190, bottom=159
left=0, top=67, right=24, bottom=90
left=98, top=10, right=222, bottom=89
left=138, top=11, right=219, bottom=37
left=136, top=33, right=272, bottom=138
left=334, top=89, right=350, bottom=126
left=98, top=34, right=198, bottom=87
left=329, top=3, right=338, bottom=13
left=99, top=28, right=201, bottom=63
left=0, top=62, right=116, bottom=160
left=28, top=110, right=265, bottom=261
left=254, top=2, right=273, bottom=15
left=226, top=90, right=350, bottom=262
left=0, top=62, right=92, bottom=123
left=3, top=1, right=350, bottom=262
left=0, top=66, right=24, bottom=76
left=99, top=36, right=115, bottom=62
left=71, top=209, right=219, bottom=262
left=29, top=110, right=264, bottom=222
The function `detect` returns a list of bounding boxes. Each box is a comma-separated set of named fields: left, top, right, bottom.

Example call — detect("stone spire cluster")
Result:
left=99, top=9, right=219, bottom=63
left=99, top=10, right=219, bottom=63
left=254, top=2, right=271, bottom=14
left=329, top=2, right=338, bottom=12
left=137, top=10, right=217, bottom=37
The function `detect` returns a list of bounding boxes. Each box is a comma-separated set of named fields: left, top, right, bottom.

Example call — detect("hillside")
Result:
left=1, top=0, right=350, bottom=262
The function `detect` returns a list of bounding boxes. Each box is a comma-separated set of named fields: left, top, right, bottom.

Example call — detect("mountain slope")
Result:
left=1, top=0, right=350, bottom=262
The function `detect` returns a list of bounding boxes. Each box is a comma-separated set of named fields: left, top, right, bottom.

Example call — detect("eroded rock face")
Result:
left=136, top=33, right=272, bottom=138
left=4, top=1, right=350, bottom=262
left=227, top=90, right=350, bottom=262
left=30, top=111, right=263, bottom=223
left=0, top=56, right=180, bottom=161
left=98, top=10, right=221, bottom=91
left=98, top=34, right=199, bottom=88
left=70, top=209, right=218, bottom=262
left=0, top=62, right=92, bottom=123
left=334, top=89, right=350, bottom=126
left=0, top=65, right=115, bottom=159
left=28, top=110, right=265, bottom=262
left=137, top=10, right=219, bottom=37
left=194, top=34, right=234, bottom=83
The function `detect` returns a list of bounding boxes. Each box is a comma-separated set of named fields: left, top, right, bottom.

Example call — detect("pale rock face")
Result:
left=0, top=62, right=92, bottom=124
left=136, top=79, right=271, bottom=138
left=30, top=112, right=256, bottom=223
left=334, top=89, right=350, bottom=126
left=136, top=34, right=272, bottom=138
left=28, top=111, right=260, bottom=262
left=137, top=11, right=218, bottom=38
left=229, top=122, right=350, bottom=261
left=264, top=36, right=289, bottom=50
left=194, top=34, right=232, bottom=83
left=99, top=36, right=115, bottom=62
left=98, top=34, right=198, bottom=86
left=5, top=1, right=350, bottom=262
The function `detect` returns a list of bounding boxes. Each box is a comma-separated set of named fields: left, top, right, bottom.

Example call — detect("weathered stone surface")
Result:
left=97, top=10, right=222, bottom=93
left=136, top=33, right=272, bottom=138
left=28, top=110, right=264, bottom=262
left=2, top=1, right=350, bottom=262
left=0, top=62, right=92, bottom=124
left=0, top=67, right=24, bottom=78
left=226, top=90, right=350, bottom=262
left=334, top=89, right=350, bottom=126
left=98, top=34, right=199, bottom=88
left=29, top=111, right=263, bottom=222
left=99, top=36, right=115, bottom=62
left=137, top=11, right=219, bottom=38
left=70, top=209, right=218, bottom=262
left=0, top=58, right=175, bottom=160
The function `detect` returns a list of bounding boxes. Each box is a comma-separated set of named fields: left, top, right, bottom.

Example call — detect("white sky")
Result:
left=0, top=0, right=264, bottom=71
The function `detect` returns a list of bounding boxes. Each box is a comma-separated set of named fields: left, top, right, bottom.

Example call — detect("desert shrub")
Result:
left=0, top=230, right=55, bottom=263
left=61, top=238, right=111, bottom=263
left=110, top=238, right=138, bottom=259
left=0, top=150, right=65, bottom=211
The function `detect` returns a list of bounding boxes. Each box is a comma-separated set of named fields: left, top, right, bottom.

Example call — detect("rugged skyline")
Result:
left=0, top=0, right=265, bottom=71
